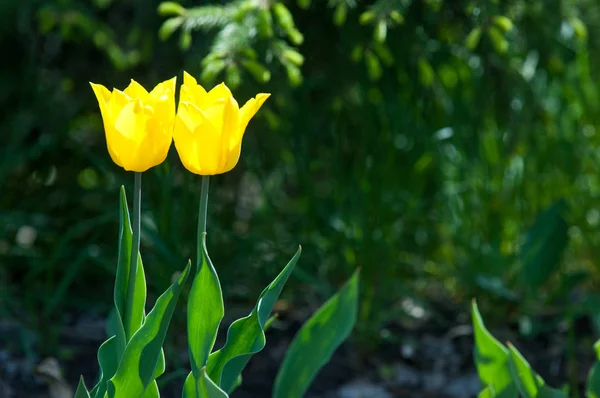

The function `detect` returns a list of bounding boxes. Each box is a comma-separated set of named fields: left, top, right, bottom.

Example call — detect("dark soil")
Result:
left=0, top=303, right=596, bottom=398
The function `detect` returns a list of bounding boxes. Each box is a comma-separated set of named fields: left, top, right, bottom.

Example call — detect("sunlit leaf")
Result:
left=108, top=262, right=191, bottom=398
left=273, top=269, right=360, bottom=398
left=186, top=233, right=224, bottom=387
left=206, top=247, right=301, bottom=393
left=471, top=300, right=517, bottom=398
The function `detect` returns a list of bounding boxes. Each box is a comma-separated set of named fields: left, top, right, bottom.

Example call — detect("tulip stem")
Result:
left=197, top=175, right=210, bottom=271
left=125, top=171, right=142, bottom=340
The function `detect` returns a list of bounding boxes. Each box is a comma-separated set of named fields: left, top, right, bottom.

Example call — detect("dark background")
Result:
left=3, top=0, right=600, bottom=396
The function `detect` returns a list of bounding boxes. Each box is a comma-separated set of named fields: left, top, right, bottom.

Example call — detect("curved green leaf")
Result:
left=478, top=386, right=495, bottom=398
left=182, top=367, right=228, bottom=398
left=114, top=187, right=148, bottom=353
left=519, top=199, right=569, bottom=293
left=154, top=349, right=166, bottom=379
left=90, top=336, right=119, bottom=398
left=188, top=233, right=224, bottom=376
left=587, top=362, right=600, bottom=397
left=507, top=344, right=565, bottom=398
left=141, top=381, right=159, bottom=398
left=207, top=247, right=301, bottom=392
left=471, top=300, right=517, bottom=398
left=108, top=262, right=191, bottom=398
left=75, top=376, right=91, bottom=398
left=272, top=269, right=360, bottom=398
left=588, top=339, right=600, bottom=398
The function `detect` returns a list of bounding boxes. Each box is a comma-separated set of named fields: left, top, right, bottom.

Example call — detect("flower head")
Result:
left=90, top=78, right=176, bottom=172
left=173, top=72, right=270, bottom=175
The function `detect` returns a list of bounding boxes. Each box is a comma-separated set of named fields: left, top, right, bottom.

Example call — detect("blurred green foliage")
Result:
left=3, top=0, right=600, bottom=360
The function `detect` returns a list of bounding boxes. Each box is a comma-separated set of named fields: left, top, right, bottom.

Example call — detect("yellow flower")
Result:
left=90, top=78, right=177, bottom=172
left=173, top=72, right=270, bottom=175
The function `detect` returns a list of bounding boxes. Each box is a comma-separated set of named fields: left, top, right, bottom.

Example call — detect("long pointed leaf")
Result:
left=114, top=187, right=147, bottom=352
left=154, top=349, right=166, bottom=379
left=471, top=300, right=517, bottom=398
left=478, top=386, right=496, bottom=398
left=206, top=247, right=301, bottom=392
left=90, top=336, right=119, bottom=398
left=587, top=340, right=600, bottom=398
left=588, top=362, right=600, bottom=398
left=182, top=368, right=229, bottom=398
left=273, top=269, right=360, bottom=398
left=507, top=344, right=565, bottom=398
left=75, top=377, right=91, bottom=398
left=141, top=381, right=160, bottom=398
left=188, top=233, right=224, bottom=377
left=108, top=262, right=191, bottom=398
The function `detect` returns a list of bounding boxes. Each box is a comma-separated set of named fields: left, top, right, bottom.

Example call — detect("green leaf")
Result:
left=90, top=336, right=119, bottom=398
left=108, top=262, right=191, bottom=398
left=188, top=233, right=224, bottom=378
left=75, top=376, right=91, bottom=398
left=507, top=344, right=564, bottom=398
left=141, top=382, right=159, bottom=398
left=471, top=300, right=517, bottom=398
left=154, top=349, right=166, bottom=379
left=538, top=385, right=568, bottom=398
left=206, top=247, right=302, bottom=393
left=158, top=2, right=186, bottom=16
left=182, top=367, right=228, bottom=398
left=587, top=361, right=600, bottom=398
left=478, top=386, right=495, bottom=398
left=465, top=27, right=482, bottom=50
left=159, top=17, right=184, bottom=40
left=587, top=339, right=600, bottom=398
left=114, top=187, right=147, bottom=349
left=272, top=269, right=360, bottom=398
left=520, top=199, right=569, bottom=292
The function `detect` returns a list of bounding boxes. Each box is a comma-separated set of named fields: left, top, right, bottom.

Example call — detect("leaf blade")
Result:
left=90, top=336, right=119, bottom=398
left=471, top=300, right=517, bottom=398
left=75, top=376, right=91, bottom=398
left=206, top=247, right=301, bottom=392
left=188, top=233, right=224, bottom=377
left=108, top=262, right=191, bottom=398
left=272, top=269, right=360, bottom=398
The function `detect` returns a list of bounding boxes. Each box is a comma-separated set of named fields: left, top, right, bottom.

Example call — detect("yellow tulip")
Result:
left=90, top=78, right=177, bottom=172
left=173, top=72, right=270, bottom=175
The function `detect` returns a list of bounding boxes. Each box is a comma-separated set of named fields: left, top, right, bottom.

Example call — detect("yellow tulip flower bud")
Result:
left=90, top=77, right=176, bottom=172
left=173, top=71, right=270, bottom=175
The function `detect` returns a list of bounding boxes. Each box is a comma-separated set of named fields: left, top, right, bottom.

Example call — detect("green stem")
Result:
left=197, top=175, right=210, bottom=271
left=124, top=172, right=142, bottom=340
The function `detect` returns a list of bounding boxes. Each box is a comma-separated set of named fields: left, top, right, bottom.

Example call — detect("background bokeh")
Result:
left=3, top=0, right=600, bottom=395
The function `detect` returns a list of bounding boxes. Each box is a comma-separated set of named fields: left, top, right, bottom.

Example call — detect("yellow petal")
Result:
left=240, top=93, right=270, bottom=129
left=123, top=79, right=149, bottom=102
left=114, top=99, right=148, bottom=142
left=151, top=77, right=177, bottom=125
left=173, top=102, right=222, bottom=174
left=90, top=83, right=112, bottom=126
left=231, top=93, right=270, bottom=149
left=134, top=117, right=171, bottom=172
left=91, top=83, right=125, bottom=168
left=202, top=100, right=226, bottom=133
left=180, top=72, right=207, bottom=106
left=205, top=83, right=233, bottom=104
left=150, top=77, right=176, bottom=101
left=109, top=89, right=130, bottom=119
left=90, top=83, right=111, bottom=107
left=220, top=96, right=240, bottom=170
left=177, top=101, right=216, bottom=133
left=183, top=71, right=197, bottom=87
left=223, top=140, right=242, bottom=173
